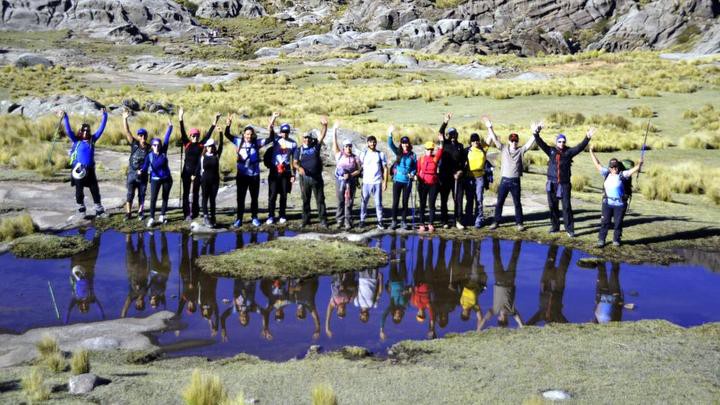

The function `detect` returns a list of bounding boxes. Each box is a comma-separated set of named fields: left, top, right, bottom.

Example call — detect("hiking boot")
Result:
left=390, top=220, right=397, bottom=230
left=358, top=221, right=365, bottom=228
left=146, top=217, right=155, bottom=227
left=203, top=216, right=211, bottom=227
left=159, top=215, right=167, bottom=224
left=488, top=223, right=498, bottom=230
left=443, top=223, right=449, bottom=229
left=401, top=222, right=409, bottom=230
left=455, top=221, right=465, bottom=230
left=137, top=211, right=145, bottom=221
left=474, top=218, right=484, bottom=229
left=566, top=231, right=575, bottom=238
left=185, top=215, right=192, bottom=222
left=252, top=218, right=261, bottom=227
left=278, top=217, right=287, bottom=224
left=427, top=224, right=435, bottom=232
left=266, top=217, right=275, bottom=225
left=377, top=223, right=385, bottom=230
left=232, top=219, right=242, bottom=228
left=418, top=224, right=427, bottom=232
left=612, top=241, right=621, bottom=247
left=344, top=223, right=352, bottom=231
left=319, top=220, right=328, bottom=229
left=597, top=240, right=605, bottom=248
left=516, top=224, right=525, bottom=231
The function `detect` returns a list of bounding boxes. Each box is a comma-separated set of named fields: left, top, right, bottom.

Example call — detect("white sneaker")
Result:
left=146, top=217, right=155, bottom=227
left=278, top=217, right=287, bottom=224
left=159, top=215, right=167, bottom=224
left=266, top=217, right=275, bottom=225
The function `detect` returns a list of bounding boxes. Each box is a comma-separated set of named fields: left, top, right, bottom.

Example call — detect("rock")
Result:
left=143, top=101, right=175, bottom=115
left=10, top=95, right=105, bottom=119
left=69, top=373, right=98, bottom=394
left=0, top=100, right=22, bottom=114
left=80, top=337, right=120, bottom=350
left=393, top=19, right=437, bottom=49
left=693, top=23, right=720, bottom=54
left=14, top=53, right=54, bottom=69
left=196, top=0, right=267, bottom=19
left=444, top=62, right=501, bottom=80
left=542, top=390, right=572, bottom=400
left=390, top=53, right=419, bottom=68
left=356, top=52, right=391, bottom=65
left=306, top=345, right=322, bottom=356
left=122, top=99, right=141, bottom=112
left=512, top=72, right=550, bottom=81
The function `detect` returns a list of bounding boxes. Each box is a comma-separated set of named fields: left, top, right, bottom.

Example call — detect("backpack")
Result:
left=263, top=142, right=274, bottom=169
left=483, top=159, right=494, bottom=190
left=603, top=161, right=633, bottom=202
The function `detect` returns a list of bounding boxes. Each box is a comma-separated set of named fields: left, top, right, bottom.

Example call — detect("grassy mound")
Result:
left=10, top=234, right=93, bottom=259
left=196, top=238, right=388, bottom=279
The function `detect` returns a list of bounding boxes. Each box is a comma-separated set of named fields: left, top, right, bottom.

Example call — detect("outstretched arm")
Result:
left=57, top=110, right=76, bottom=142
left=332, top=122, right=340, bottom=156
left=325, top=300, right=335, bottom=338
left=268, top=112, right=280, bottom=141
left=203, top=112, right=221, bottom=143
left=589, top=145, right=603, bottom=172
left=387, top=125, right=398, bottom=156
left=568, top=127, right=595, bottom=157
left=625, top=156, right=644, bottom=177
left=122, top=109, right=134, bottom=144
left=223, top=114, right=236, bottom=144
left=523, top=121, right=541, bottom=152
left=438, top=112, right=452, bottom=140
left=162, top=121, right=173, bottom=154
left=318, top=115, right=328, bottom=145
left=533, top=129, right=552, bottom=156
left=179, top=108, right=188, bottom=145
left=483, top=116, right=502, bottom=149
left=92, top=108, right=108, bottom=142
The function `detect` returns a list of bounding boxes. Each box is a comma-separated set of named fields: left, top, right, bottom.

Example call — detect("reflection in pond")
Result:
left=1, top=230, right=720, bottom=361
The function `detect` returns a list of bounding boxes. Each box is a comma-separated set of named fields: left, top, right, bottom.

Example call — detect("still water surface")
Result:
left=1, top=230, right=718, bottom=361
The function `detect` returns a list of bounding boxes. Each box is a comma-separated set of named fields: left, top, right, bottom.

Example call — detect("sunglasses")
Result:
left=152, top=144, right=160, bottom=147
left=557, top=140, right=566, bottom=143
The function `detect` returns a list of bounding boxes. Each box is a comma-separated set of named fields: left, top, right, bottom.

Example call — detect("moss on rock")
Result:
left=10, top=234, right=93, bottom=259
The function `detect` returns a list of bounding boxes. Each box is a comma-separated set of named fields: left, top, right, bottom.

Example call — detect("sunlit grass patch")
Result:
left=0, top=213, right=35, bottom=242
left=21, top=367, right=50, bottom=402
left=70, top=350, right=90, bottom=375
left=182, top=369, right=228, bottom=405
left=11, top=234, right=94, bottom=259
left=311, top=384, right=337, bottom=405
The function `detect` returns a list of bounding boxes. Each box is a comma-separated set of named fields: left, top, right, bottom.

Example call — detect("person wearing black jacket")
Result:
left=198, top=135, right=224, bottom=227
left=437, top=112, right=466, bottom=229
left=122, top=109, right=150, bottom=221
left=534, top=127, right=595, bottom=237
left=179, top=108, right=220, bottom=221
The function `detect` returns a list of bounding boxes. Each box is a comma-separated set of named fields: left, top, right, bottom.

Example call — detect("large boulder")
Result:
left=14, top=53, right=55, bottom=69
left=10, top=95, right=105, bottom=119
left=195, top=0, right=267, bottom=18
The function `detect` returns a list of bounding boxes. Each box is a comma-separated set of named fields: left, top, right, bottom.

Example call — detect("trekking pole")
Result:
left=411, top=179, right=416, bottom=229
left=48, top=281, right=60, bottom=320
left=179, top=144, right=184, bottom=209
left=636, top=118, right=651, bottom=187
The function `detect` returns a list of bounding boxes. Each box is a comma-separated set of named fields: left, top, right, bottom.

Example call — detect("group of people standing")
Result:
left=59, top=108, right=642, bottom=246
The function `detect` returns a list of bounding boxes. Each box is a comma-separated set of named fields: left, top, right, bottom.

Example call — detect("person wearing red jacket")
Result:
left=416, top=134, right=444, bottom=232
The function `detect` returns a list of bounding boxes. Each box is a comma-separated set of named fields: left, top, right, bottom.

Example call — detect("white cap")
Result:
left=342, top=139, right=352, bottom=147
left=205, top=138, right=215, bottom=147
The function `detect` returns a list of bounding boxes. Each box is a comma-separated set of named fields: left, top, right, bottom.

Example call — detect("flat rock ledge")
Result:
left=0, top=311, right=177, bottom=368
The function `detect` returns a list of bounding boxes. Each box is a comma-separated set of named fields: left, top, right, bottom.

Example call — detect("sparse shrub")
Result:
left=45, top=351, right=66, bottom=373
left=571, top=174, right=589, bottom=192
left=311, top=384, right=337, bottom=405
left=70, top=349, right=90, bottom=375
left=708, top=184, right=720, bottom=205
left=547, top=112, right=585, bottom=126
left=641, top=176, right=672, bottom=201
left=200, top=83, right=214, bottom=92
left=0, top=213, right=35, bottom=242
left=36, top=335, right=59, bottom=358
left=22, top=367, right=50, bottom=402
left=679, top=132, right=720, bottom=149
left=636, top=87, right=659, bottom=97
left=629, top=105, right=654, bottom=118
left=182, top=369, right=228, bottom=405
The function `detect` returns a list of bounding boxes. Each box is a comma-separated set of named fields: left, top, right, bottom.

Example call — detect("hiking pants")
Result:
left=149, top=177, right=173, bottom=219
left=494, top=177, right=523, bottom=225
left=546, top=182, right=573, bottom=233
left=236, top=174, right=260, bottom=221
left=391, top=181, right=412, bottom=224
left=464, top=177, right=484, bottom=226
left=300, top=175, right=326, bottom=224
left=418, top=181, right=438, bottom=225
left=335, top=178, right=357, bottom=227
left=360, top=183, right=383, bottom=223
left=74, top=166, right=101, bottom=209
left=439, top=177, right=462, bottom=225
left=126, top=171, right=148, bottom=210
left=202, top=178, right=219, bottom=224
left=181, top=169, right=201, bottom=219
left=599, top=201, right=625, bottom=244
left=268, top=174, right=291, bottom=219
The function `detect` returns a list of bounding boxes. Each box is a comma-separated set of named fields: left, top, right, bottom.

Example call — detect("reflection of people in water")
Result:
left=429, top=238, right=458, bottom=331
left=380, top=236, right=412, bottom=340
left=289, top=276, right=321, bottom=339
left=527, top=245, right=572, bottom=325
left=176, top=233, right=199, bottom=317
left=197, top=236, right=220, bottom=336
left=479, top=239, right=523, bottom=329
left=220, top=279, right=261, bottom=341
left=410, top=238, right=436, bottom=338
left=148, top=232, right=171, bottom=309
left=66, top=230, right=104, bottom=323
left=260, top=277, right=290, bottom=340
left=353, top=270, right=383, bottom=323
left=121, top=232, right=148, bottom=318
left=594, top=262, right=623, bottom=323
left=458, top=240, right=487, bottom=328
left=324, top=272, right=357, bottom=338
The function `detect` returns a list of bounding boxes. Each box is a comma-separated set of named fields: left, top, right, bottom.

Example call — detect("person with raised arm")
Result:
left=179, top=108, right=220, bottom=221
left=387, top=125, right=418, bottom=230
left=198, top=120, right=224, bottom=228
left=122, top=109, right=150, bottom=221
left=266, top=117, right=297, bottom=225
left=332, top=122, right=362, bottom=230
left=437, top=112, right=466, bottom=229
left=293, top=116, right=329, bottom=227
left=140, top=120, right=174, bottom=227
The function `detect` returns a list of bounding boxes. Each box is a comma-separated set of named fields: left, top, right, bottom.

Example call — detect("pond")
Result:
left=1, top=230, right=719, bottom=361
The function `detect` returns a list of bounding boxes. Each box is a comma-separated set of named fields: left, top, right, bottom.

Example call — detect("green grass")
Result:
left=36, top=335, right=60, bottom=358
left=11, top=234, right=94, bottom=259
left=21, top=367, right=50, bottom=402
left=311, top=384, right=337, bottom=405
left=196, top=239, right=388, bottom=279
left=0, top=213, right=35, bottom=242
left=70, top=350, right=90, bottom=375
left=44, top=351, right=66, bottom=373
left=182, top=369, right=228, bottom=405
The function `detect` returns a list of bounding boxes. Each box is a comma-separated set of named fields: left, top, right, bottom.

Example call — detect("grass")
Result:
left=11, top=234, right=94, bottom=259
left=70, top=350, right=90, bottom=375
left=640, top=162, right=720, bottom=205
left=182, top=369, right=228, bottom=405
left=0, top=213, right=35, bottom=242
left=44, top=352, right=67, bottom=373
left=311, top=384, right=338, bottom=405
left=196, top=238, right=388, bottom=279
left=36, top=335, right=60, bottom=358
left=21, top=368, right=50, bottom=402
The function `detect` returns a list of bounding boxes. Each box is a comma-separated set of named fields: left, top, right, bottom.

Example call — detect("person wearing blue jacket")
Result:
left=141, top=121, right=174, bottom=227
left=57, top=108, right=108, bottom=218
left=387, top=125, right=417, bottom=230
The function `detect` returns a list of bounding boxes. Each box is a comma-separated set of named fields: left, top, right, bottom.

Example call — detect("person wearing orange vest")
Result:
left=416, top=134, right=444, bottom=232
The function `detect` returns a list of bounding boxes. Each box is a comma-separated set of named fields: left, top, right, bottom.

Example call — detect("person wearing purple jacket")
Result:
left=140, top=121, right=174, bottom=227
left=57, top=108, right=108, bottom=218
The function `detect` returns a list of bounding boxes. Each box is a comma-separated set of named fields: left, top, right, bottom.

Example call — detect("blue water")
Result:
left=1, top=230, right=719, bottom=361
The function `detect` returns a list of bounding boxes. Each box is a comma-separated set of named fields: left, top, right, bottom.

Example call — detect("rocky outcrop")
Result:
left=13, top=53, right=54, bottom=69
left=0, top=0, right=202, bottom=43
left=4, top=95, right=106, bottom=119
left=195, top=0, right=266, bottom=18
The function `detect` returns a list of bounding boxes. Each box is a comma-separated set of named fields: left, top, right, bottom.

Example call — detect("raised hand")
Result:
left=122, top=108, right=130, bottom=120
left=320, top=115, right=328, bottom=126
left=214, top=112, right=221, bottom=123
left=482, top=115, right=492, bottom=128
left=100, top=107, right=107, bottom=114
left=387, top=125, right=394, bottom=135
left=179, top=107, right=184, bottom=121
left=226, top=113, right=234, bottom=126
left=272, top=112, right=281, bottom=120
left=444, top=112, right=453, bottom=123
left=587, top=127, right=597, bottom=139
left=56, top=109, right=65, bottom=118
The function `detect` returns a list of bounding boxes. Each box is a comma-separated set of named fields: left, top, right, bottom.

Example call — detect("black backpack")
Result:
left=263, top=142, right=275, bottom=169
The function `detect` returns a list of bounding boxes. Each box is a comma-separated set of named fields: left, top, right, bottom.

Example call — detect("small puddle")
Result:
left=1, top=230, right=720, bottom=361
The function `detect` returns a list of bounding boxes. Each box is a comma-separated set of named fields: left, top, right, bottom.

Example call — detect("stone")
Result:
left=14, top=53, right=54, bottom=69
left=542, top=390, right=572, bottom=400
left=69, top=373, right=98, bottom=394
left=80, top=337, right=120, bottom=350
left=122, top=99, right=141, bottom=112
left=196, top=0, right=267, bottom=19
left=306, top=345, right=322, bottom=356
left=143, top=101, right=175, bottom=115
left=10, top=95, right=105, bottom=119
left=390, top=53, right=419, bottom=68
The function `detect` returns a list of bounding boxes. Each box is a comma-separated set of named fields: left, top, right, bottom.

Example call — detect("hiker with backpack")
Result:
left=358, top=135, right=389, bottom=229
left=179, top=108, right=220, bottom=222
left=416, top=134, right=444, bottom=232
left=57, top=108, right=108, bottom=219
left=534, top=128, right=595, bottom=237
left=122, top=108, right=150, bottom=221
left=224, top=112, right=277, bottom=228
left=485, top=117, right=540, bottom=231
left=437, top=112, right=466, bottom=229
left=198, top=134, right=224, bottom=228
left=140, top=120, right=174, bottom=227
left=462, top=133, right=491, bottom=228
left=293, top=116, right=329, bottom=228
left=589, top=145, right=643, bottom=247
left=332, top=122, right=362, bottom=230
left=266, top=118, right=298, bottom=225
left=387, top=126, right=418, bottom=230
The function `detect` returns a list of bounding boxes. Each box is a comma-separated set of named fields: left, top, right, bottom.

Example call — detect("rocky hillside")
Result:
left=1, top=0, right=718, bottom=55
